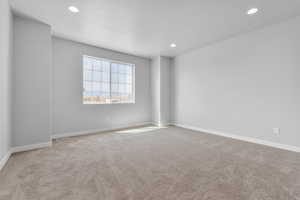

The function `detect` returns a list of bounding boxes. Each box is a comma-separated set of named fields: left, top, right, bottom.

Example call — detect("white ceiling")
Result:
left=10, top=0, right=300, bottom=58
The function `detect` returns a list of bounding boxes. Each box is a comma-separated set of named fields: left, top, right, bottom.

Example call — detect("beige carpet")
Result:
left=0, top=126, right=300, bottom=200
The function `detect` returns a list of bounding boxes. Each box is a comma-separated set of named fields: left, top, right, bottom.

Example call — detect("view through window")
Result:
left=83, top=56, right=135, bottom=104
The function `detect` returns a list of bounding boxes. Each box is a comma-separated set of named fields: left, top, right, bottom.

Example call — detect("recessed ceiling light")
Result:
left=247, top=8, right=258, bottom=15
left=170, top=43, right=177, bottom=48
left=68, top=6, right=79, bottom=13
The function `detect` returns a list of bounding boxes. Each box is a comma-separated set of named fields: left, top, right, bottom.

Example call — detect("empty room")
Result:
left=1, top=0, right=300, bottom=199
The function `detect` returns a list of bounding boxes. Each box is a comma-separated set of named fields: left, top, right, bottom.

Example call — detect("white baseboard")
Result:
left=152, top=122, right=172, bottom=127
left=11, top=141, right=52, bottom=153
left=0, top=151, right=12, bottom=171
left=1, top=141, right=53, bottom=171
left=174, top=123, right=300, bottom=153
left=51, top=122, right=152, bottom=139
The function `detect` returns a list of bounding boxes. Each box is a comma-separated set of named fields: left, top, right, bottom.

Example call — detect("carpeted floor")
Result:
left=0, top=126, right=300, bottom=200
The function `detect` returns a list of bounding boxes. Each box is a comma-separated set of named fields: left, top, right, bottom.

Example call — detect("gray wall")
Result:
left=172, top=16, right=300, bottom=148
left=0, top=0, right=13, bottom=160
left=151, top=56, right=171, bottom=126
left=159, top=57, right=171, bottom=125
left=151, top=56, right=160, bottom=124
left=52, top=37, right=151, bottom=135
left=12, top=16, right=52, bottom=147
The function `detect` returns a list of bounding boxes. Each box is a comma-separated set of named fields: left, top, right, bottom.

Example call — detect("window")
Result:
left=83, top=55, right=135, bottom=104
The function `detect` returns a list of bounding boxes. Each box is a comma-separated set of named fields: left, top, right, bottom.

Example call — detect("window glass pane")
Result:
left=119, top=74, right=126, bottom=83
left=111, top=83, right=118, bottom=93
left=120, top=84, right=126, bottom=93
left=102, top=83, right=110, bottom=93
left=93, top=60, right=101, bottom=71
left=93, top=71, right=101, bottom=82
left=124, top=65, right=129, bottom=74
left=111, top=73, right=119, bottom=83
left=93, top=83, right=101, bottom=91
left=103, top=61, right=110, bottom=71
left=119, top=64, right=125, bottom=74
left=103, top=73, right=109, bottom=82
left=110, top=63, right=133, bottom=103
left=83, top=56, right=110, bottom=104
left=111, top=63, right=118, bottom=73
left=84, top=70, right=93, bottom=81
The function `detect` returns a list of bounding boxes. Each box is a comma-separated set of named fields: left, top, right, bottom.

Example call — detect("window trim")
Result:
left=83, top=55, right=136, bottom=105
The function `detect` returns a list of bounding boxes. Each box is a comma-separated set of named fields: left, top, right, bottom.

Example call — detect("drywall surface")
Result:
left=172, top=16, right=300, bottom=147
left=159, top=57, right=171, bottom=125
left=12, top=16, right=52, bottom=147
left=52, top=37, right=151, bottom=135
left=151, top=56, right=171, bottom=125
left=151, top=56, right=161, bottom=124
left=0, top=0, right=13, bottom=161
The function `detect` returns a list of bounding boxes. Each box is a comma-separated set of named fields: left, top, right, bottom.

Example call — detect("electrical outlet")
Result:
left=273, top=128, right=280, bottom=134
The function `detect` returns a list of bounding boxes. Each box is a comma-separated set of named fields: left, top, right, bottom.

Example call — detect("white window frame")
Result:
left=83, top=55, right=135, bottom=105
